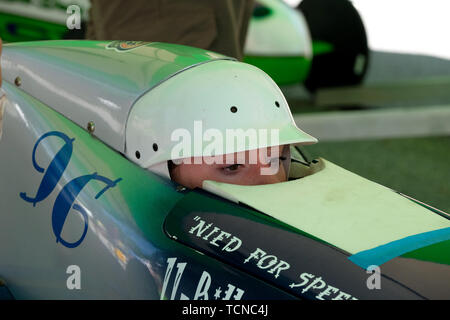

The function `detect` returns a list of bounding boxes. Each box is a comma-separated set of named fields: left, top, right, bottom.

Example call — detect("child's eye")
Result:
left=223, top=164, right=242, bottom=172
left=270, top=156, right=286, bottom=163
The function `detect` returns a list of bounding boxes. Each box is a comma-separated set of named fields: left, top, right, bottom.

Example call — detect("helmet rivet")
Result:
left=275, top=101, right=280, bottom=108
left=87, top=121, right=95, bottom=134
left=135, top=151, right=141, bottom=159
left=14, top=77, right=22, bottom=87
left=153, top=143, right=158, bottom=152
left=230, top=106, right=238, bottom=113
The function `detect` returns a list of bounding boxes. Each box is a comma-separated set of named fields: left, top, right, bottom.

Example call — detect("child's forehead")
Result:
left=176, top=145, right=287, bottom=166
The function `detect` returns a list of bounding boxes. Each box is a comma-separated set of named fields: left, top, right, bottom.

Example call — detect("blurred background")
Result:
left=280, top=0, right=450, bottom=213
left=0, top=0, right=448, bottom=212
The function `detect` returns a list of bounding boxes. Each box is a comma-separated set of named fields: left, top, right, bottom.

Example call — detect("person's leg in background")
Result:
left=86, top=0, right=255, bottom=61
left=208, top=0, right=255, bottom=61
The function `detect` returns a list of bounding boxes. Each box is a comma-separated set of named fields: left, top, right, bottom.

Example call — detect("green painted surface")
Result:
left=243, top=55, right=311, bottom=85
left=252, top=5, right=273, bottom=19
left=312, top=41, right=334, bottom=56
left=5, top=40, right=230, bottom=93
left=401, top=239, right=450, bottom=265
left=0, top=11, right=67, bottom=42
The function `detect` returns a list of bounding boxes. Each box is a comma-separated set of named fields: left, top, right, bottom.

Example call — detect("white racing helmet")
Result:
left=125, top=59, right=317, bottom=178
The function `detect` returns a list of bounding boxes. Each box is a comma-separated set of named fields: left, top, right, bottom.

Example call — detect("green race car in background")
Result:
left=0, top=0, right=369, bottom=92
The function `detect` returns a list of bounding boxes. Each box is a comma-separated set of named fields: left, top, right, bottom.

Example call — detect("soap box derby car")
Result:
left=0, top=0, right=369, bottom=92
left=0, top=40, right=449, bottom=300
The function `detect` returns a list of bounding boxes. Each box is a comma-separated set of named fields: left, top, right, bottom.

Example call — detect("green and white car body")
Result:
left=0, top=0, right=313, bottom=86
left=243, top=0, right=313, bottom=85
left=0, top=41, right=448, bottom=300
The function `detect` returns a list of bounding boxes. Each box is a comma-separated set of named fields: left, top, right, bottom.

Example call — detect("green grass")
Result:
left=302, top=136, right=450, bottom=214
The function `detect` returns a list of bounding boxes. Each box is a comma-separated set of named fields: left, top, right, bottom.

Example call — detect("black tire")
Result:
left=298, top=0, right=369, bottom=92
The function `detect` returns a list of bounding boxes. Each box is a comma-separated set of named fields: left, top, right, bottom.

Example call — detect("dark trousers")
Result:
left=86, top=0, right=255, bottom=61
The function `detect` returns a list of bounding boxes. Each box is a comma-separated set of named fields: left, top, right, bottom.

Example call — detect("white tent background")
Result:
left=285, top=0, right=450, bottom=60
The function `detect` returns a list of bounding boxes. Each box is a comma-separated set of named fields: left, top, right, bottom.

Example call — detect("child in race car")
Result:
left=0, top=37, right=318, bottom=189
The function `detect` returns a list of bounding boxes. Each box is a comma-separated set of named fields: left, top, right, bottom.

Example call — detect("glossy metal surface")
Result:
left=1, top=40, right=231, bottom=153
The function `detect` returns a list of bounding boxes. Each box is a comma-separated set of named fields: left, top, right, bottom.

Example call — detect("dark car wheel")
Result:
left=298, top=0, right=369, bottom=92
